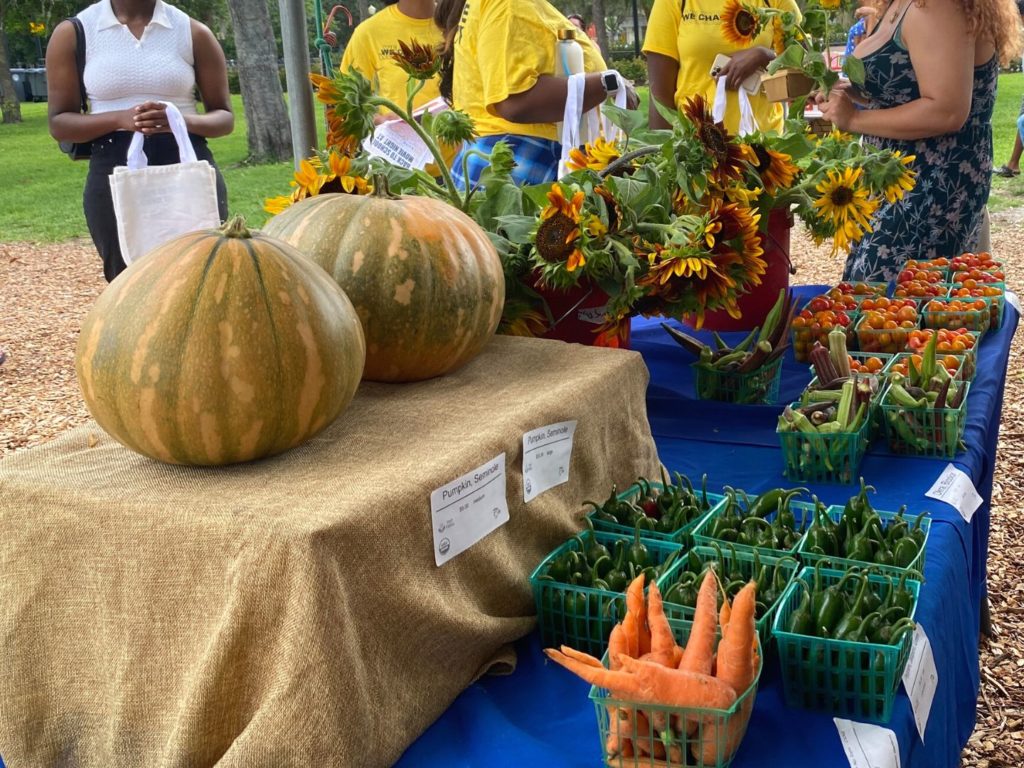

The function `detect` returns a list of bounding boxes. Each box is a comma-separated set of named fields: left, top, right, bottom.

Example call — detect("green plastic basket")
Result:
left=530, top=530, right=682, bottom=656
left=692, top=356, right=784, bottom=405
left=797, top=505, right=930, bottom=575
left=587, top=482, right=725, bottom=546
left=844, top=281, right=889, bottom=302
left=880, top=382, right=970, bottom=458
left=772, top=566, right=920, bottom=723
left=655, top=545, right=798, bottom=649
left=922, top=302, right=991, bottom=335
left=691, top=497, right=814, bottom=558
left=791, top=320, right=859, bottom=364
left=882, top=351, right=972, bottom=384
left=590, top=618, right=763, bottom=768
left=948, top=283, right=1006, bottom=330
left=854, top=315, right=915, bottom=356
left=777, top=405, right=871, bottom=485
left=899, top=330, right=980, bottom=380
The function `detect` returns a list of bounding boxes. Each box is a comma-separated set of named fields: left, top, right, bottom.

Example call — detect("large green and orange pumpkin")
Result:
left=75, top=217, right=366, bottom=466
left=262, top=182, right=505, bottom=382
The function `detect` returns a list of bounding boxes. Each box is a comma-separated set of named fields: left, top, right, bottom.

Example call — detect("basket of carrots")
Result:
left=546, top=572, right=762, bottom=768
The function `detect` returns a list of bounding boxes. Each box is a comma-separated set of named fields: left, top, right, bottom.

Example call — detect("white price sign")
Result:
left=834, top=718, right=901, bottom=768
left=522, top=420, right=577, bottom=502
left=902, top=624, right=938, bottom=742
left=429, top=453, right=509, bottom=566
left=925, top=464, right=983, bottom=523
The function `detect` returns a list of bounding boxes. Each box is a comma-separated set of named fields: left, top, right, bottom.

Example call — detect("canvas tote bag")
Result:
left=109, top=102, right=220, bottom=265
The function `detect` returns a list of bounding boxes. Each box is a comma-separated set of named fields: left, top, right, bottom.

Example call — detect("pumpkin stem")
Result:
left=370, top=174, right=398, bottom=200
left=220, top=215, right=253, bottom=239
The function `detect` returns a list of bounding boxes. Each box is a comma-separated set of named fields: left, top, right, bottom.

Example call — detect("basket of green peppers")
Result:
left=529, top=523, right=682, bottom=656
left=656, top=543, right=799, bottom=649
left=773, top=564, right=921, bottom=723
left=798, top=481, right=930, bottom=574
left=585, top=471, right=723, bottom=544
left=691, top=485, right=812, bottom=557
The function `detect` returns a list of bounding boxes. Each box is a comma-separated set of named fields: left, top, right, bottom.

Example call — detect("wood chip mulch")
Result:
left=1, top=226, right=1021, bottom=767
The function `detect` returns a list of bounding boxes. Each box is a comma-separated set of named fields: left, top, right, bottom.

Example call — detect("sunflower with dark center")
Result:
left=595, top=187, right=622, bottom=233
left=391, top=39, right=443, bottom=80
left=813, top=167, right=880, bottom=255
left=746, top=143, right=799, bottom=193
left=721, top=0, right=762, bottom=46
left=535, top=184, right=587, bottom=271
left=682, top=96, right=746, bottom=186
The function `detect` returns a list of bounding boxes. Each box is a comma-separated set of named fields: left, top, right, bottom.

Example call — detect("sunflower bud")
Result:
left=432, top=109, right=477, bottom=146
left=391, top=39, right=443, bottom=80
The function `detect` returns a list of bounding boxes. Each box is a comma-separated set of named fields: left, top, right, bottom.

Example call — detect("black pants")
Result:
left=84, top=131, right=229, bottom=282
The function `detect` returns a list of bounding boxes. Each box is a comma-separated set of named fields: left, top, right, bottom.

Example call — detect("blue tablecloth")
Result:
left=398, top=286, right=1018, bottom=768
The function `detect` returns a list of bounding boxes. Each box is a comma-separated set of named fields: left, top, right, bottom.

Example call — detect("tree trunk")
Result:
left=0, top=20, right=24, bottom=123
left=355, top=0, right=369, bottom=22
left=226, top=0, right=291, bottom=162
left=591, top=0, right=610, bottom=60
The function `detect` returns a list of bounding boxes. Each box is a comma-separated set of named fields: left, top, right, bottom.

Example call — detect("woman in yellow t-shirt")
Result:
left=341, top=0, right=443, bottom=121
left=434, top=0, right=637, bottom=189
left=643, top=0, right=801, bottom=134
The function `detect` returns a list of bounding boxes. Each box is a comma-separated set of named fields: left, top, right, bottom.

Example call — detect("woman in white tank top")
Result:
left=45, top=0, right=234, bottom=282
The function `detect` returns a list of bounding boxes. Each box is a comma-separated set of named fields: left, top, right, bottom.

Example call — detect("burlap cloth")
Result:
left=0, top=335, right=661, bottom=767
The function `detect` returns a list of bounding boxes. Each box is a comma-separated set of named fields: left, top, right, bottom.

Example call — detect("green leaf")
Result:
left=495, top=214, right=540, bottom=245
left=773, top=132, right=816, bottom=161
left=653, top=97, right=682, bottom=129
left=843, top=55, right=866, bottom=86
left=603, top=103, right=646, bottom=139
left=768, top=43, right=807, bottom=74
left=522, top=183, right=555, bottom=210
left=787, top=96, right=809, bottom=120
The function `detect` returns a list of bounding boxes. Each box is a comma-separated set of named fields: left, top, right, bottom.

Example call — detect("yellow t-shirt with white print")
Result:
left=643, top=0, right=801, bottom=134
left=452, top=0, right=607, bottom=141
left=340, top=4, right=443, bottom=113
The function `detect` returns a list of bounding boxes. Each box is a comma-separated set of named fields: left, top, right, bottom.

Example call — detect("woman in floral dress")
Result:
left=818, top=0, right=1021, bottom=283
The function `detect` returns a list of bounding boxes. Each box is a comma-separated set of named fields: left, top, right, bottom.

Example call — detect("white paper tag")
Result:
left=925, top=464, right=984, bottom=523
left=430, top=453, right=509, bottom=566
left=577, top=306, right=608, bottom=326
left=363, top=120, right=435, bottom=170
left=1005, top=290, right=1020, bottom=314
left=522, top=420, right=577, bottom=502
left=901, top=624, right=938, bottom=743
left=834, top=718, right=901, bottom=768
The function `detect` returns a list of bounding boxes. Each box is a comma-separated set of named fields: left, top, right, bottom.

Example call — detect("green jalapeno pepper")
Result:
left=786, top=579, right=814, bottom=635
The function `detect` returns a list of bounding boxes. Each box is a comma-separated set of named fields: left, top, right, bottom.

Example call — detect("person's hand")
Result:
left=718, top=47, right=772, bottom=92
left=815, top=88, right=857, bottom=131
left=132, top=101, right=171, bottom=134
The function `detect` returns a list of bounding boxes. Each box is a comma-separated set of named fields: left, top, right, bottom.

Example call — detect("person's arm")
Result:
left=647, top=52, right=679, bottom=130
left=46, top=20, right=134, bottom=142
left=819, top=0, right=974, bottom=139
left=717, top=46, right=775, bottom=92
left=184, top=20, right=233, bottom=137
left=642, top=0, right=682, bottom=129
left=493, top=73, right=613, bottom=123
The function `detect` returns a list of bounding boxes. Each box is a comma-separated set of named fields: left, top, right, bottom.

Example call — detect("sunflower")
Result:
left=641, top=241, right=720, bottom=285
left=535, top=184, right=587, bottom=271
left=568, top=137, right=622, bottom=173
left=682, top=95, right=746, bottom=186
left=595, top=186, right=622, bottom=233
left=263, top=195, right=294, bottom=215
left=292, top=158, right=326, bottom=200
left=723, top=183, right=764, bottom=206
left=390, top=38, right=442, bottom=79
left=321, top=152, right=370, bottom=195
left=744, top=143, right=799, bottom=193
left=818, top=0, right=842, bottom=8
left=881, top=151, right=917, bottom=204
left=500, top=301, right=549, bottom=338
left=771, top=19, right=787, bottom=55
left=721, top=0, right=762, bottom=46
left=812, top=167, right=880, bottom=255
left=593, top=317, right=632, bottom=348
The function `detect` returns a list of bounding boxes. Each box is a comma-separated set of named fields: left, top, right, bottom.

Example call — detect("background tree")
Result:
left=225, top=0, right=292, bottom=162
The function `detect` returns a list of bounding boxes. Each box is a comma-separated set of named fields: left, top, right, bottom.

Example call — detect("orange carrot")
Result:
left=615, top=655, right=738, bottom=710
left=671, top=645, right=683, bottom=668
left=679, top=569, right=718, bottom=676
left=558, top=646, right=603, bottom=667
left=698, top=580, right=758, bottom=764
left=604, top=625, right=631, bottom=758
left=625, top=574, right=651, bottom=657
left=645, top=581, right=677, bottom=667
left=621, top=613, right=639, bottom=659
left=608, top=624, right=627, bottom=670
left=718, top=574, right=732, bottom=640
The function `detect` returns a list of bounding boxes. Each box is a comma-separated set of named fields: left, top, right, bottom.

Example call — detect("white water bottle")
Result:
left=555, top=28, right=590, bottom=145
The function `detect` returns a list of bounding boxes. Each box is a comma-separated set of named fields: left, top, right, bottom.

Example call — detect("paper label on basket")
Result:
left=430, top=453, right=509, bottom=566
left=363, top=120, right=434, bottom=170
left=522, top=420, right=577, bottom=502
left=925, top=464, right=983, bottom=523
left=577, top=307, right=608, bottom=325
left=902, top=624, right=938, bottom=742
left=1006, top=290, right=1021, bottom=314
left=834, top=718, right=902, bottom=768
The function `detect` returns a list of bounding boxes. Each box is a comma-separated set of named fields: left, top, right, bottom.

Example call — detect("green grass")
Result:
left=2, top=78, right=1024, bottom=242
left=0, top=95, right=323, bottom=243
left=987, top=73, right=1024, bottom=213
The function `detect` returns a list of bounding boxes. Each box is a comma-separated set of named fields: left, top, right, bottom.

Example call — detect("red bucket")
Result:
left=694, top=208, right=794, bottom=332
left=533, top=276, right=631, bottom=348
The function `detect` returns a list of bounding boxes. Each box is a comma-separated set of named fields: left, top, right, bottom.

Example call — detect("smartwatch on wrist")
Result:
left=600, top=71, right=620, bottom=96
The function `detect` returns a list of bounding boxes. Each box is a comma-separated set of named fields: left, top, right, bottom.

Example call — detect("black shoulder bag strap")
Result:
left=59, top=17, right=91, bottom=160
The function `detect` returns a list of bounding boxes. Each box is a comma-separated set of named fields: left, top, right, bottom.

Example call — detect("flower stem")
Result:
left=372, top=95, right=463, bottom=209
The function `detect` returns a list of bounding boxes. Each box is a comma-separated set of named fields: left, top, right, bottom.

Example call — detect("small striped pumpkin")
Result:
left=262, top=181, right=504, bottom=382
left=75, top=217, right=366, bottom=466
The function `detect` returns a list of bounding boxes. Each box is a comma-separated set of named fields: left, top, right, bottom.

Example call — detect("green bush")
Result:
left=610, top=55, right=647, bottom=86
